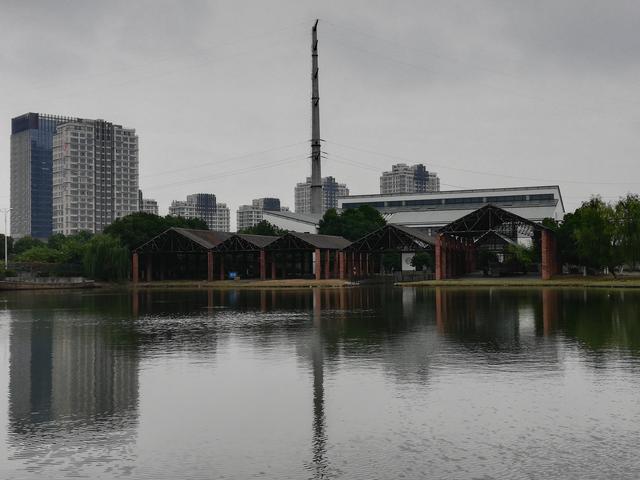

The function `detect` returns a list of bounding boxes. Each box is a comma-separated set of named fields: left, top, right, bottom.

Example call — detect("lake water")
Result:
left=1, top=286, right=639, bottom=479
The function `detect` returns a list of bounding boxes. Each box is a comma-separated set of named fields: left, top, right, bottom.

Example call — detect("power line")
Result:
left=324, top=151, right=467, bottom=189
left=141, top=140, right=308, bottom=180
left=145, top=153, right=305, bottom=192
left=325, top=139, right=640, bottom=186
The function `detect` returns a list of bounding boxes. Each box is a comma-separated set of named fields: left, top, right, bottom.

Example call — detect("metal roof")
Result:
left=213, top=234, right=279, bottom=252
left=172, top=228, right=233, bottom=249
left=345, top=223, right=435, bottom=252
left=266, top=231, right=351, bottom=250
left=262, top=210, right=322, bottom=225
left=439, top=204, right=550, bottom=238
left=135, top=227, right=232, bottom=252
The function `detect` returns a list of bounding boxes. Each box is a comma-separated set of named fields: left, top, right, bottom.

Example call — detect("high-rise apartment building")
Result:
left=168, top=194, right=230, bottom=232
left=140, top=198, right=159, bottom=216
left=211, top=203, right=230, bottom=232
left=52, top=119, right=139, bottom=235
left=10, top=113, right=78, bottom=239
left=380, top=163, right=440, bottom=194
left=236, top=197, right=285, bottom=231
left=294, top=176, right=349, bottom=214
left=252, top=197, right=281, bottom=212
left=236, top=205, right=263, bottom=232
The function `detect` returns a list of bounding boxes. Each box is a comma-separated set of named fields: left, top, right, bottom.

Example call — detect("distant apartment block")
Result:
left=52, top=119, right=139, bottom=235
left=169, top=193, right=230, bottom=232
left=211, top=203, right=230, bottom=232
left=10, top=113, right=78, bottom=239
left=140, top=198, right=159, bottom=216
left=380, top=163, right=440, bottom=194
left=294, top=176, right=349, bottom=214
left=236, top=197, right=285, bottom=231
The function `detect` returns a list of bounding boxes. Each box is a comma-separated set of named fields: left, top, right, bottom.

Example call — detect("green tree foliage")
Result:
left=614, top=194, right=640, bottom=268
left=382, top=252, right=401, bottom=272
left=410, top=252, right=434, bottom=271
left=15, top=246, right=66, bottom=263
left=13, top=236, right=44, bottom=255
left=505, top=243, right=535, bottom=273
left=103, top=212, right=208, bottom=251
left=571, top=197, right=620, bottom=273
left=238, top=220, right=286, bottom=236
left=318, top=206, right=386, bottom=241
left=83, top=234, right=130, bottom=281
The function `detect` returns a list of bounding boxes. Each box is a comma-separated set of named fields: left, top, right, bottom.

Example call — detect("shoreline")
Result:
left=397, top=276, right=640, bottom=289
left=125, top=279, right=352, bottom=290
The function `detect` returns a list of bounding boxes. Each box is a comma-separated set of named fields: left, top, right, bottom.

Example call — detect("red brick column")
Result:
left=541, top=229, right=557, bottom=280
left=259, top=249, right=266, bottom=280
left=219, top=255, right=225, bottom=281
left=132, top=253, right=139, bottom=283
left=339, top=251, right=346, bottom=279
left=271, top=256, right=276, bottom=279
left=435, top=234, right=444, bottom=280
left=315, top=248, right=321, bottom=280
left=207, top=251, right=214, bottom=282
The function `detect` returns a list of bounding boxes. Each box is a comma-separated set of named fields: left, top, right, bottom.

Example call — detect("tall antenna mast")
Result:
left=310, top=19, right=322, bottom=215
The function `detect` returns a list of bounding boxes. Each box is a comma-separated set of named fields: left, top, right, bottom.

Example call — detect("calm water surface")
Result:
left=1, top=286, right=639, bottom=479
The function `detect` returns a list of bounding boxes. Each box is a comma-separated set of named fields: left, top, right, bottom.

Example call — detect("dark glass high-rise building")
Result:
left=10, top=113, right=77, bottom=239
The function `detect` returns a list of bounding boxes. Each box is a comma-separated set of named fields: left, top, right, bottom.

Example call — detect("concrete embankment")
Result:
left=398, top=276, right=640, bottom=289
left=0, top=279, right=97, bottom=291
left=128, top=279, right=352, bottom=290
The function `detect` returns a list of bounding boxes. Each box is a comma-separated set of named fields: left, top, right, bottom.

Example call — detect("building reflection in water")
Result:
left=8, top=295, right=139, bottom=476
left=6, top=286, right=632, bottom=477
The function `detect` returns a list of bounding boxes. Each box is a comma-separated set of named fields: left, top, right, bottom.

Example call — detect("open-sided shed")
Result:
left=344, top=224, right=435, bottom=276
left=212, top=234, right=278, bottom=280
left=132, top=228, right=231, bottom=281
left=436, top=204, right=558, bottom=280
left=265, top=232, right=350, bottom=280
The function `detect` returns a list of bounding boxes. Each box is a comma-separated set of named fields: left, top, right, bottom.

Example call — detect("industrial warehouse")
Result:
left=132, top=204, right=559, bottom=282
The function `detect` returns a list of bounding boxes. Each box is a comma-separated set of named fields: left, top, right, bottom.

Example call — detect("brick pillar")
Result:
left=259, top=249, right=266, bottom=280
left=358, top=253, right=363, bottom=277
left=132, top=253, right=139, bottom=283
left=435, top=235, right=443, bottom=280
left=207, top=251, right=214, bottom=282
left=339, top=251, right=346, bottom=279
left=315, top=248, right=321, bottom=280
left=541, top=229, right=557, bottom=280
left=271, top=256, right=276, bottom=279
left=220, top=255, right=225, bottom=281
left=333, top=250, right=339, bottom=278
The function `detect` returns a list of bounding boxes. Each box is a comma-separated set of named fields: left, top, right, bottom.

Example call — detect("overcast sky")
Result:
left=2, top=0, right=640, bottom=231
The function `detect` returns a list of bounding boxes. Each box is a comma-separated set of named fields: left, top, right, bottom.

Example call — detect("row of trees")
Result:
left=546, top=194, right=640, bottom=274
left=2, top=213, right=208, bottom=281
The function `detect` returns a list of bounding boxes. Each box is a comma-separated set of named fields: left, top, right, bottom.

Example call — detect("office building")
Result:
left=380, top=163, right=440, bottom=194
left=294, top=176, right=349, bottom=214
left=52, top=119, right=139, bottom=235
left=10, top=113, right=78, bottom=239
left=169, top=194, right=230, bottom=232
left=338, top=185, right=565, bottom=236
